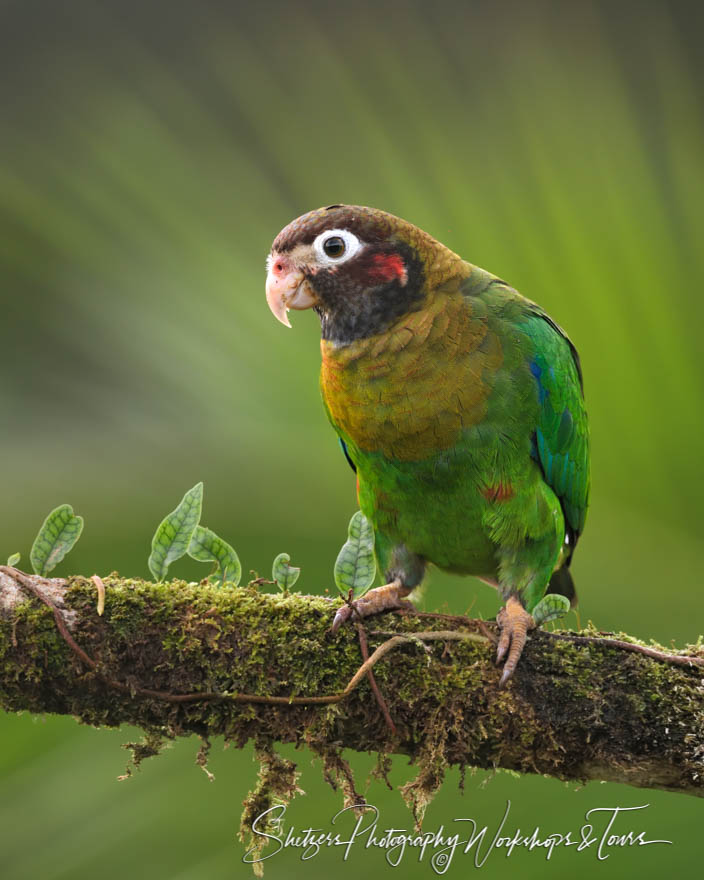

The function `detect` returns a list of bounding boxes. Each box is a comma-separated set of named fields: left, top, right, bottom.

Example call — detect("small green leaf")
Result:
left=6, top=552, right=20, bottom=567
left=148, top=483, right=203, bottom=581
left=272, top=553, right=300, bottom=592
left=30, top=504, right=84, bottom=576
left=188, top=525, right=241, bottom=587
left=334, top=510, right=376, bottom=598
left=532, top=593, right=571, bottom=626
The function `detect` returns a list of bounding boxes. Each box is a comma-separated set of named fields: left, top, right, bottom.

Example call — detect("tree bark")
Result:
left=1, top=568, right=703, bottom=799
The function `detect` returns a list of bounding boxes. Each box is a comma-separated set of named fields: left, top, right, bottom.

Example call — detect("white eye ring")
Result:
left=312, top=228, right=363, bottom=266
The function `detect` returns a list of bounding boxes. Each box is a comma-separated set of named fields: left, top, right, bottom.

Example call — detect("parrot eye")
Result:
left=323, top=236, right=345, bottom=258
left=313, top=228, right=363, bottom=266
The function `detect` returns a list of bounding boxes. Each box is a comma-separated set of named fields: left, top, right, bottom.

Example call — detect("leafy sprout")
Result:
left=532, top=593, right=571, bottom=626
left=272, top=553, right=300, bottom=592
left=30, top=504, right=84, bottom=577
left=334, top=511, right=376, bottom=598
left=148, top=483, right=203, bottom=581
left=188, top=525, right=241, bottom=587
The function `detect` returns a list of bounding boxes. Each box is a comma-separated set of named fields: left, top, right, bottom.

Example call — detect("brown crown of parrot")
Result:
left=266, top=205, right=589, bottom=684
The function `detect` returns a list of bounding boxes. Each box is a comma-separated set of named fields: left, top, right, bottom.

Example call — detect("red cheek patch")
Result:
left=368, top=253, right=407, bottom=286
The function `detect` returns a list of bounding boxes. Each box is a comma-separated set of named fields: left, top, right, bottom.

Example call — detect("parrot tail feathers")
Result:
left=545, top=565, right=577, bottom=608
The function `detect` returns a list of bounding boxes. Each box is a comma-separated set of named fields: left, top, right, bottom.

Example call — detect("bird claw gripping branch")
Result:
left=331, top=579, right=413, bottom=633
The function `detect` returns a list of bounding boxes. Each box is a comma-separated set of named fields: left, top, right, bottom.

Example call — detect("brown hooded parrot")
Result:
left=265, top=205, right=589, bottom=683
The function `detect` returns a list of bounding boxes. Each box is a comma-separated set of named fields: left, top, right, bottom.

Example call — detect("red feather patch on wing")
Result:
left=368, top=253, right=407, bottom=286
left=481, top=482, right=515, bottom=502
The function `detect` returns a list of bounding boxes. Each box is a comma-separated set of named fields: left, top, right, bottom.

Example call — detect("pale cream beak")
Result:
left=265, top=257, right=317, bottom=328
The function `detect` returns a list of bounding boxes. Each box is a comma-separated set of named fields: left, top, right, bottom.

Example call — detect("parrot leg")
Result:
left=484, top=477, right=564, bottom=684
left=496, top=595, right=535, bottom=686
left=331, top=578, right=414, bottom=632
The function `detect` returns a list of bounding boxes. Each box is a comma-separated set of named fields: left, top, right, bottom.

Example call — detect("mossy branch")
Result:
left=1, top=568, right=704, bottom=801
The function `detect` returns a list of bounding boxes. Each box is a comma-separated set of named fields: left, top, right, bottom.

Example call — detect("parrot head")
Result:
left=266, top=205, right=462, bottom=343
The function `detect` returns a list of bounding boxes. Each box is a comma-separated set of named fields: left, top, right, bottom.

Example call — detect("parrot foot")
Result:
left=496, top=595, right=535, bottom=686
left=331, top=578, right=413, bottom=633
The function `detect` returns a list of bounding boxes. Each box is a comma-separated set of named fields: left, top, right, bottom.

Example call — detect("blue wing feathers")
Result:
left=339, top=437, right=357, bottom=473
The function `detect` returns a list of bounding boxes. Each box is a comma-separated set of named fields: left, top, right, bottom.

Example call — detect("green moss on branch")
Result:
left=1, top=570, right=703, bottom=800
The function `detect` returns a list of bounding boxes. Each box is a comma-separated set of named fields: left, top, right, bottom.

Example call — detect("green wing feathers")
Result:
left=521, top=309, right=590, bottom=540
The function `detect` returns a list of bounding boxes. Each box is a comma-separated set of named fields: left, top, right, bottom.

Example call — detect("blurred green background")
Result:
left=1, top=0, right=703, bottom=876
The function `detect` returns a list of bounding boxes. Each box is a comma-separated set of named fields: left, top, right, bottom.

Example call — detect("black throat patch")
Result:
left=312, top=243, right=425, bottom=344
